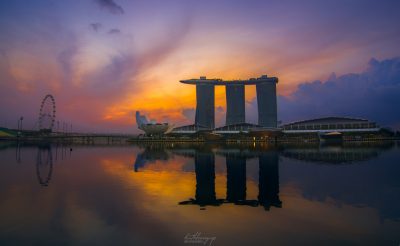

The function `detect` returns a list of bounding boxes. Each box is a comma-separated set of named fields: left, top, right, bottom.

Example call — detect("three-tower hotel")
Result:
left=174, top=75, right=278, bottom=132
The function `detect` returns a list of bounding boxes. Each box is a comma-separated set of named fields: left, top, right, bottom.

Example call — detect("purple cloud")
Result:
left=90, top=23, right=102, bottom=32
left=94, top=0, right=124, bottom=15
left=269, top=57, right=400, bottom=129
left=108, top=28, right=121, bottom=34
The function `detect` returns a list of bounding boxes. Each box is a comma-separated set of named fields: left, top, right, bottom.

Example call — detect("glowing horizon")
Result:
left=1, top=0, right=400, bottom=132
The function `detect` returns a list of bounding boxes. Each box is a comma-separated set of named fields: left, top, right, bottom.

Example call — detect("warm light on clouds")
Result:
left=0, top=0, right=399, bottom=131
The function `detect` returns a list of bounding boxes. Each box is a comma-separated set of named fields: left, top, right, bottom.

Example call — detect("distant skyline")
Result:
left=0, top=0, right=400, bottom=132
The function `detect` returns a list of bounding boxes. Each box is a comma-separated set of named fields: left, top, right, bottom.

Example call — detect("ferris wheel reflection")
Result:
left=33, top=143, right=72, bottom=187
left=36, top=145, right=53, bottom=187
left=11, top=142, right=70, bottom=186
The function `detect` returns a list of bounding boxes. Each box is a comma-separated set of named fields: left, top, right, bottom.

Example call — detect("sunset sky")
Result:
left=1, top=0, right=400, bottom=132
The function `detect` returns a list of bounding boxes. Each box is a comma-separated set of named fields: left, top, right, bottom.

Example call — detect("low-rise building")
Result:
left=282, top=117, right=380, bottom=133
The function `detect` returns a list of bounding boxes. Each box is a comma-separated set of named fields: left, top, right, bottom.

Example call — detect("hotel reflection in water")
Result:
left=30, top=141, right=394, bottom=209
left=133, top=142, right=395, bottom=210
left=134, top=147, right=282, bottom=210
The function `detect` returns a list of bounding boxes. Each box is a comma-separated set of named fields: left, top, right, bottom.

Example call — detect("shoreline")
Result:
left=1, top=136, right=399, bottom=145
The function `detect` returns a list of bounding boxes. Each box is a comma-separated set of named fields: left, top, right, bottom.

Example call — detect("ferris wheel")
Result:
left=38, top=94, right=56, bottom=132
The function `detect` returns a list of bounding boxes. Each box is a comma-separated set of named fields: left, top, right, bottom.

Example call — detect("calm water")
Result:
left=0, top=141, right=400, bottom=245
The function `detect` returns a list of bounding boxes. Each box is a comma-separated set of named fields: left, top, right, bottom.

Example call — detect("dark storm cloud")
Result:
left=90, top=22, right=102, bottom=32
left=270, top=57, right=400, bottom=129
left=94, top=0, right=124, bottom=15
left=108, top=28, right=121, bottom=34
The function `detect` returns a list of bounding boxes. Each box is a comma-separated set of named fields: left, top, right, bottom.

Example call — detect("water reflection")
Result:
left=6, top=141, right=73, bottom=187
left=0, top=141, right=399, bottom=245
left=133, top=146, right=170, bottom=172
left=281, top=141, right=394, bottom=164
left=36, top=145, right=53, bottom=187
left=177, top=150, right=282, bottom=210
left=180, top=151, right=224, bottom=207
left=133, top=142, right=397, bottom=213
left=15, top=142, right=21, bottom=163
left=226, top=155, right=247, bottom=204
left=258, top=152, right=282, bottom=210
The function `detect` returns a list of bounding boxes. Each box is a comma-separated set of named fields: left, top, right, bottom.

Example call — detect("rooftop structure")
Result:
left=281, top=117, right=380, bottom=133
left=170, top=124, right=210, bottom=134
left=180, top=75, right=279, bottom=130
left=214, top=123, right=262, bottom=134
left=180, top=74, right=278, bottom=85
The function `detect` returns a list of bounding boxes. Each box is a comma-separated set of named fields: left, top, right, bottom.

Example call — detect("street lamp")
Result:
left=17, top=116, right=23, bottom=137
left=19, top=117, right=24, bottom=131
